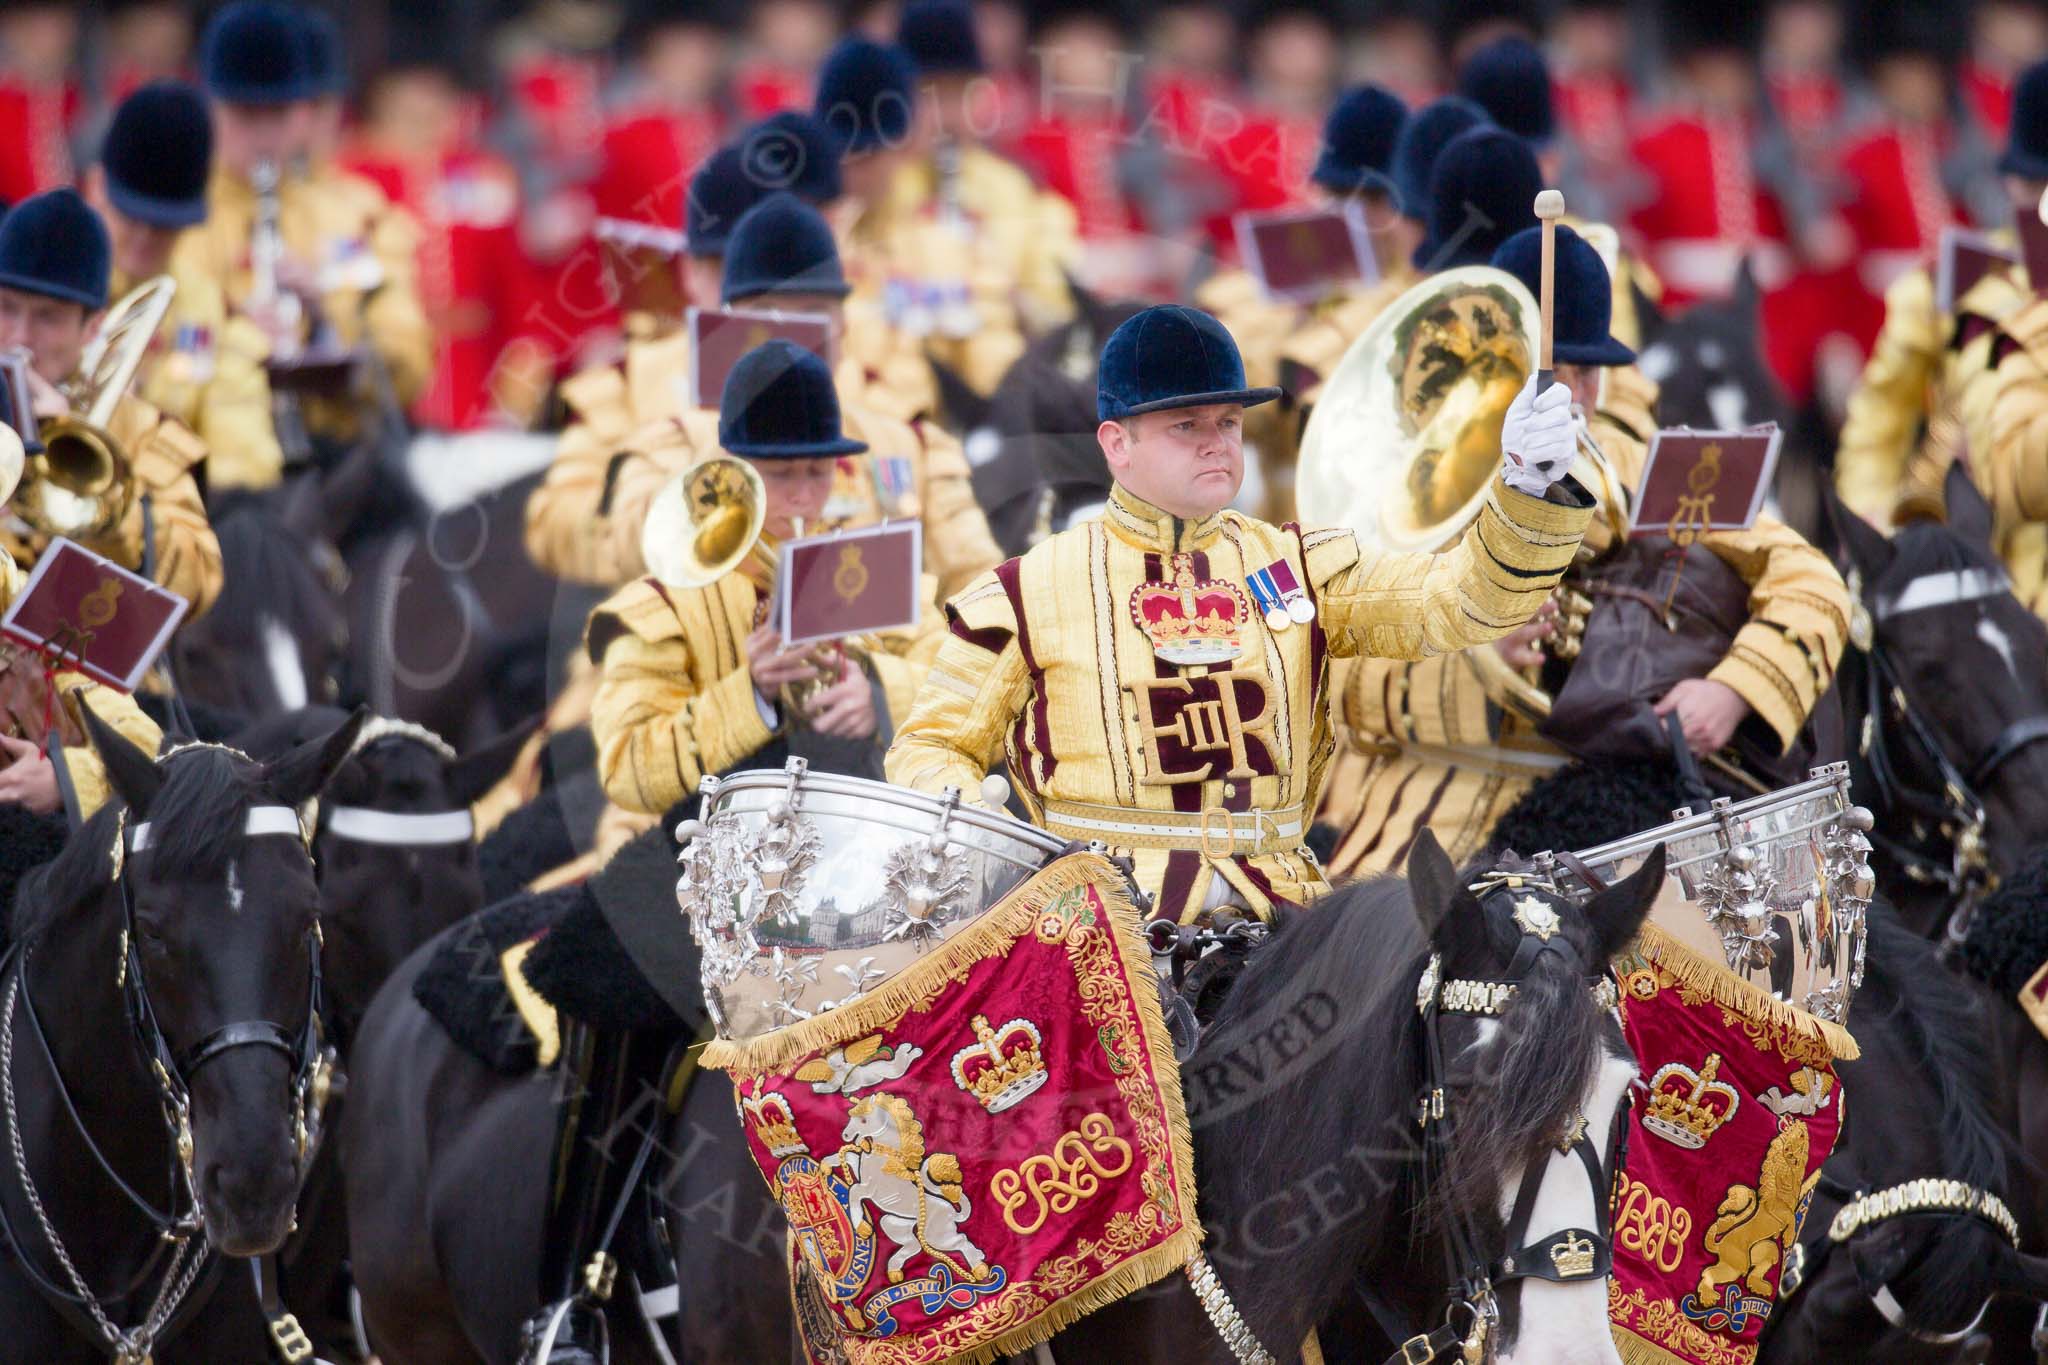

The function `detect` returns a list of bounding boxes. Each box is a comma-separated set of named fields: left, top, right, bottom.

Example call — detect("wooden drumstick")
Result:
left=1534, top=189, right=1566, bottom=393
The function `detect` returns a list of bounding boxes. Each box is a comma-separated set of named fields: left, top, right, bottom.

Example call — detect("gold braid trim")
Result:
left=707, top=850, right=1211, bottom=1365
left=1631, top=921, right=1860, bottom=1061
left=1611, top=1327, right=1703, bottom=1365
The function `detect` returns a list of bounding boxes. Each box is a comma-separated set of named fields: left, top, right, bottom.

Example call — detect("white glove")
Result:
left=1499, top=374, right=1575, bottom=497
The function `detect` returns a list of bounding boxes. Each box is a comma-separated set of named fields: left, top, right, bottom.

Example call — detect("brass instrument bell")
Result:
left=11, top=275, right=176, bottom=539
left=640, top=454, right=770, bottom=590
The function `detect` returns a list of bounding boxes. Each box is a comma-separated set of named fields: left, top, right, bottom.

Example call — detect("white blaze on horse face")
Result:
left=226, top=861, right=244, bottom=914
left=1978, top=614, right=2019, bottom=680
left=1706, top=382, right=1747, bottom=432
left=260, top=615, right=309, bottom=711
left=1498, top=1048, right=1637, bottom=1365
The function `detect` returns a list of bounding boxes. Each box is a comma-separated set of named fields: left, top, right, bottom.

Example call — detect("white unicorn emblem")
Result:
left=823, top=1094, right=992, bottom=1285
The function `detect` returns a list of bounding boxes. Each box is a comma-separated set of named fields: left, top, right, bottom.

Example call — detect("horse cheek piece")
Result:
left=89, top=705, right=365, bottom=1256
left=1399, top=830, right=1665, bottom=1364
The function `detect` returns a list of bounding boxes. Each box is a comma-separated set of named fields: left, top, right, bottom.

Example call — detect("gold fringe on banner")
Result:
left=1629, top=921, right=1860, bottom=1062
left=705, top=851, right=1213, bottom=1365
left=1612, top=1327, right=1708, bottom=1365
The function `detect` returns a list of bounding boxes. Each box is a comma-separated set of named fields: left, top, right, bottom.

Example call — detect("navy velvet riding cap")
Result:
left=720, top=192, right=852, bottom=303
left=1491, top=224, right=1635, bottom=368
left=1457, top=36, right=1556, bottom=149
left=2002, top=59, right=2048, bottom=182
left=1096, top=306, right=1283, bottom=422
left=1312, top=84, right=1407, bottom=200
left=201, top=1, right=314, bottom=106
left=1390, top=96, right=1491, bottom=225
left=1413, top=125, right=1541, bottom=271
left=101, top=82, right=213, bottom=230
left=899, top=0, right=984, bottom=75
left=720, top=340, right=869, bottom=459
left=813, top=38, right=917, bottom=155
left=0, top=189, right=112, bottom=310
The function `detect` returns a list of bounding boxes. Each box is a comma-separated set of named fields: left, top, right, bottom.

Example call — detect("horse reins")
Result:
left=1849, top=565, right=2048, bottom=942
left=1380, top=886, right=1625, bottom=1364
left=0, top=799, right=331, bottom=1364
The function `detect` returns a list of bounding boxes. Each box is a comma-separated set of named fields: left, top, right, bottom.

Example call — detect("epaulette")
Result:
left=584, top=578, right=690, bottom=663
left=942, top=569, right=1017, bottom=646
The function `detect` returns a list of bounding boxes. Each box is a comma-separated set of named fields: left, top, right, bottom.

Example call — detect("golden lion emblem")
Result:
left=1696, top=1120, right=1810, bottom=1301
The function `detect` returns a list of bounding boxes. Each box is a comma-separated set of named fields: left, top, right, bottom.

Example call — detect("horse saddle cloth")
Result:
left=413, top=890, right=576, bottom=1075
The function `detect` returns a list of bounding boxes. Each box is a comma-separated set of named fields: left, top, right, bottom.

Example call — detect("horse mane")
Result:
left=1862, top=904, right=2011, bottom=1194
left=1959, top=844, right=2048, bottom=997
left=12, top=745, right=263, bottom=944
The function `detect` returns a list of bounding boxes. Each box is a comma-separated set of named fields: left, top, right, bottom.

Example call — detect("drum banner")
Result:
left=703, top=851, right=1202, bottom=1365
left=1607, top=926, right=1853, bottom=1365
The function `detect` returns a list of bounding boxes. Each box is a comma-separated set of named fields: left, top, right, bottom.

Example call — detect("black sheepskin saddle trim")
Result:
left=413, top=890, right=576, bottom=1075
left=522, top=822, right=696, bottom=1037
left=1960, top=846, right=2048, bottom=997
left=478, top=791, right=582, bottom=906
left=0, top=803, right=69, bottom=959
left=1485, top=759, right=1692, bottom=862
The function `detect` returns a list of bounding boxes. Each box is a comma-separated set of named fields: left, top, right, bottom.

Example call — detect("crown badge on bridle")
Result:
left=1550, top=1229, right=1597, bottom=1279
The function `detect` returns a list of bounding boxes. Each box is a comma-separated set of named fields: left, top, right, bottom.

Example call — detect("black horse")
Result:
left=0, top=706, right=362, bottom=1362
left=1829, top=468, right=2048, bottom=941
left=225, top=706, right=530, bottom=1359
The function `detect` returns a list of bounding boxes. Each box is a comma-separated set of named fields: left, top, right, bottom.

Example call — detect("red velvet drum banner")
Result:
left=702, top=853, right=1203, bottom=1365
left=1606, top=927, right=1857, bottom=1365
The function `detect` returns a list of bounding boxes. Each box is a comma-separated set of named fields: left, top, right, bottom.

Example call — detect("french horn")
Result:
left=11, top=274, right=176, bottom=539
left=1295, top=265, right=1620, bottom=723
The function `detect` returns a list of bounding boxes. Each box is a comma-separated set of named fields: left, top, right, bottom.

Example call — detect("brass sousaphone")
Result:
left=11, top=274, right=177, bottom=539
left=1295, top=264, right=1620, bottom=722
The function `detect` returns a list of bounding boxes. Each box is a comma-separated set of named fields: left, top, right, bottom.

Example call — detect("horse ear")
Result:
left=1943, top=461, right=1994, bottom=546
left=263, top=705, right=368, bottom=807
left=445, top=716, right=540, bottom=808
left=1631, top=277, right=1666, bottom=341
left=1582, top=844, right=1666, bottom=960
left=1406, top=829, right=1462, bottom=937
left=1730, top=256, right=1761, bottom=318
left=1826, top=489, right=1895, bottom=580
left=79, top=695, right=164, bottom=816
left=317, top=440, right=381, bottom=547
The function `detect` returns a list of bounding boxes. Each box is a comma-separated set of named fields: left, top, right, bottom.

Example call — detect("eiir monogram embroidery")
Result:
left=1124, top=669, right=1288, bottom=785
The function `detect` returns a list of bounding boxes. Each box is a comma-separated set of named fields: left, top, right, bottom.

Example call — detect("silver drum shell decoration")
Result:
left=1552, top=763, right=1875, bottom=1024
left=675, top=759, right=1068, bottom=1041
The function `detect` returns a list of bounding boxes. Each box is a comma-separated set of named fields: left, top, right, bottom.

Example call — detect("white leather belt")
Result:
left=1041, top=801, right=1305, bottom=856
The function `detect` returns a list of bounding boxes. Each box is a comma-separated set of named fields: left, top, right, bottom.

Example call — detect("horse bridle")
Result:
left=0, top=800, right=330, bottom=1365
left=1381, top=885, right=1626, bottom=1364
left=1778, top=1169, right=2022, bottom=1346
left=1849, top=565, right=2048, bottom=939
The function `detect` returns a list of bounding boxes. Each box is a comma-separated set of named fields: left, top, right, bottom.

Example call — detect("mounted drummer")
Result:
left=884, top=302, right=1591, bottom=920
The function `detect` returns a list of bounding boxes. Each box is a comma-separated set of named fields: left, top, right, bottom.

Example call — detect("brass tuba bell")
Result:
left=12, top=274, right=176, bottom=539
left=640, top=454, right=770, bottom=589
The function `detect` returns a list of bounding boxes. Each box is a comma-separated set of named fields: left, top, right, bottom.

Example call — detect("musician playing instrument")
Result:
left=1321, top=227, right=1850, bottom=878
left=524, top=139, right=826, bottom=585
left=0, top=189, right=222, bottom=620
left=82, top=80, right=285, bottom=492
left=588, top=340, right=945, bottom=835
left=884, top=304, right=1591, bottom=921
left=0, top=436, right=163, bottom=818
left=172, top=2, right=433, bottom=446
left=1834, top=56, right=2048, bottom=528
left=536, top=193, right=1000, bottom=602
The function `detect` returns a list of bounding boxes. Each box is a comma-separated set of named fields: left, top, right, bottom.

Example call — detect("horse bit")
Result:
left=1387, top=880, right=1625, bottom=1365
left=0, top=797, right=332, bottom=1365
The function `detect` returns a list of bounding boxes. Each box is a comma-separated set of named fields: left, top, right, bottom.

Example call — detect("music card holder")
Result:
left=1935, top=226, right=2018, bottom=314
left=1234, top=203, right=1378, bottom=304
left=0, top=538, right=189, bottom=692
left=774, top=522, right=923, bottom=648
left=687, top=307, right=836, bottom=410
left=0, top=346, right=41, bottom=450
left=1628, top=426, right=1783, bottom=542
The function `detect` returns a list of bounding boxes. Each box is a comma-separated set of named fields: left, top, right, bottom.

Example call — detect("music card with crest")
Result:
left=687, top=307, right=836, bottom=410
left=774, top=522, right=922, bottom=648
left=1628, top=426, right=1783, bottom=540
left=1935, top=226, right=2018, bottom=314
left=1235, top=203, right=1378, bottom=304
left=1, top=538, right=188, bottom=691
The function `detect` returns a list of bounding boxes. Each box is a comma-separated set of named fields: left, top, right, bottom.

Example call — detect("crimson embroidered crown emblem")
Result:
left=1644, top=1052, right=1740, bottom=1149
left=742, top=1091, right=807, bottom=1157
left=1129, top=555, right=1248, bottom=666
left=949, top=1014, right=1049, bottom=1114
